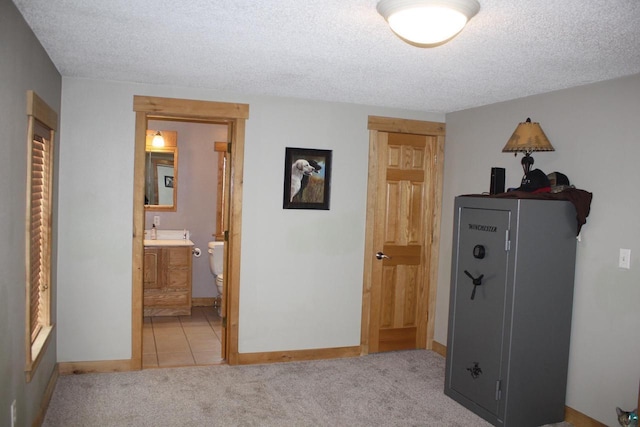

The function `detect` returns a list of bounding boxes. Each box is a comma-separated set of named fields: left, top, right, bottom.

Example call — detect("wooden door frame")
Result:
left=131, top=95, right=248, bottom=368
left=360, top=115, right=445, bottom=355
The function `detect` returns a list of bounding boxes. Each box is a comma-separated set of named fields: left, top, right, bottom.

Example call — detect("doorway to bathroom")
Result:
left=132, top=95, right=249, bottom=369
left=142, top=118, right=229, bottom=368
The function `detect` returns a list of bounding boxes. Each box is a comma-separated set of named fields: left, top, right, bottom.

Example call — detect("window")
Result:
left=25, top=91, right=57, bottom=382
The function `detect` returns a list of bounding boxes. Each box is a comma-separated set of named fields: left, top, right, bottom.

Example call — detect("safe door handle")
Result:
left=464, top=270, right=484, bottom=300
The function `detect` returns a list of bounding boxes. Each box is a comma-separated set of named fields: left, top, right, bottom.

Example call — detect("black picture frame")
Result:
left=164, top=176, right=174, bottom=188
left=283, top=147, right=332, bottom=210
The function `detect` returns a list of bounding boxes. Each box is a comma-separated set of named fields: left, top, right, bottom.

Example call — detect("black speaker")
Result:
left=490, top=167, right=505, bottom=194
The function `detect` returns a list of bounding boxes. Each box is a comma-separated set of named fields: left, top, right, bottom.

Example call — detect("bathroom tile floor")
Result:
left=143, top=306, right=224, bottom=368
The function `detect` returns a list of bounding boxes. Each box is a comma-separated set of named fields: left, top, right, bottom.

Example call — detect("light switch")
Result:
left=619, top=248, right=631, bottom=269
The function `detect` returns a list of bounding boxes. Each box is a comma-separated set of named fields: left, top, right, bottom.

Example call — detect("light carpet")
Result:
left=43, top=350, right=572, bottom=426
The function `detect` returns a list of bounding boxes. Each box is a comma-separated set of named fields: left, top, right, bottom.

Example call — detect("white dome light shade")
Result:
left=388, top=6, right=468, bottom=44
left=377, top=0, right=480, bottom=45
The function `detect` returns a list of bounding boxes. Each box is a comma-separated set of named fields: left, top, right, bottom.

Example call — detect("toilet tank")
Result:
left=207, top=241, right=224, bottom=276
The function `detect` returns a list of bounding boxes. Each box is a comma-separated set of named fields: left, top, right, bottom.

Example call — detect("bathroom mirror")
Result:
left=145, top=130, right=178, bottom=212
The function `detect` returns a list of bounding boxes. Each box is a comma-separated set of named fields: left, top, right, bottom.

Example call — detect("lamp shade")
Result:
left=377, top=0, right=480, bottom=45
left=151, top=131, right=165, bottom=148
left=502, top=118, right=554, bottom=155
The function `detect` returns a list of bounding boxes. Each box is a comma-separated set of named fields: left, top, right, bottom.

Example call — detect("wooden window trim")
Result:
left=24, top=90, right=57, bottom=382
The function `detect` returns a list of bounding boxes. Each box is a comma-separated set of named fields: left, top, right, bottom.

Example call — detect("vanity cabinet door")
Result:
left=143, top=248, right=160, bottom=289
left=143, top=246, right=192, bottom=316
left=165, top=247, right=191, bottom=291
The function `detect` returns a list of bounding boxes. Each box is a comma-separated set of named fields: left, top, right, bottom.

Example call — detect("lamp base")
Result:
left=521, top=153, right=534, bottom=175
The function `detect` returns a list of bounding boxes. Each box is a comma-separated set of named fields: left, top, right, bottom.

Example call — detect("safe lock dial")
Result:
left=473, top=244, right=486, bottom=259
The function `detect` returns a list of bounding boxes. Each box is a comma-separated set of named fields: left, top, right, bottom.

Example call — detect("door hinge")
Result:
left=227, top=142, right=232, bottom=153
left=222, top=317, right=227, bottom=328
left=224, top=230, right=229, bottom=241
left=495, top=380, right=502, bottom=401
left=504, top=229, right=511, bottom=252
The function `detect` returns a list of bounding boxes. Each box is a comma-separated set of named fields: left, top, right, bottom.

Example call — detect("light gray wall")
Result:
left=33, top=24, right=636, bottom=425
left=145, top=120, right=227, bottom=298
left=0, top=0, right=61, bottom=425
left=56, top=77, right=443, bottom=361
left=439, top=73, right=640, bottom=425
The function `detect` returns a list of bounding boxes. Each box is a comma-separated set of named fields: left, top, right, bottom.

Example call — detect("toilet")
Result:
left=207, top=241, right=224, bottom=316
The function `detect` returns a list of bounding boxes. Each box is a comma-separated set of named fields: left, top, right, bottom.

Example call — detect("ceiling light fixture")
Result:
left=377, top=0, right=480, bottom=46
left=502, top=118, right=555, bottom=175
left=151, top=131, right=165, bottom=148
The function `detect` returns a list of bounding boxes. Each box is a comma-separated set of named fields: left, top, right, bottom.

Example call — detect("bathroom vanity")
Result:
left=143, top=238, right=194, bottom=316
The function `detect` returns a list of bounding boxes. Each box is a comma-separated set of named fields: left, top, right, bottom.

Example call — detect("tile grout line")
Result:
left=203, top=308, right=222, bottom=342
left=149, top=317, right=160, bottom=367
left=179, top=314, right=198, bottom=365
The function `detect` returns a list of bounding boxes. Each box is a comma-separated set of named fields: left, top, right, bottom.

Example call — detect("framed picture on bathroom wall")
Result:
left=283, top=147, right=332, bottom=210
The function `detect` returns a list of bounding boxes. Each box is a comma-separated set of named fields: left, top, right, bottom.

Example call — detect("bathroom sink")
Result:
left=143, top=229, right=194, bottom=246
left=144, top=239, right=194, bottom=247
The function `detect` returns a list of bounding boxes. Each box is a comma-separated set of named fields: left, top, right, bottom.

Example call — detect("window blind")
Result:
left=29, top=121, right=51, bottom=343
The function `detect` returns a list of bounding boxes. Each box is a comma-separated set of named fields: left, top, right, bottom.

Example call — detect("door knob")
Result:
left=375, top=251, right=390, bottom=260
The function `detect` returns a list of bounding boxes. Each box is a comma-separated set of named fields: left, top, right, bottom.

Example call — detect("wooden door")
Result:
left=362, top=116, right=445, bottom=354
left=220, top=125, right=234, bottom=360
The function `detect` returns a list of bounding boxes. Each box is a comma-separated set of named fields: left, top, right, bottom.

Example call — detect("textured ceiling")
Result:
left=12, top=0, right=640, bottom=113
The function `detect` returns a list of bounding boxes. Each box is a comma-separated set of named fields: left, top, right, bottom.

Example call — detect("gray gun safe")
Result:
left=445, top=196, right=578, bottom=427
